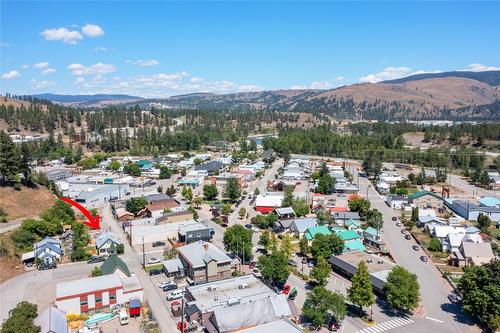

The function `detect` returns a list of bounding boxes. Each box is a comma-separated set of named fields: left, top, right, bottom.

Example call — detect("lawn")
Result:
left=144, top=264, right=163, bottom=272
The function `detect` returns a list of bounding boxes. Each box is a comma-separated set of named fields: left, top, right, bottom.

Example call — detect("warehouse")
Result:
left=75, top=184, right=130, bottom=208
left=55, top=274, right=143, bottom=315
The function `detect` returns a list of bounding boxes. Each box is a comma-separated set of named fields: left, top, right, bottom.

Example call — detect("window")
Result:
left=96, top=296, right=102, bottom=303
left=188, top=234, right=193, bottom=238
left=110, top=294, right=116, bottom=301
left=80, top=299, right=88, bottom=306
left=196, top=233, right=201, bottom=237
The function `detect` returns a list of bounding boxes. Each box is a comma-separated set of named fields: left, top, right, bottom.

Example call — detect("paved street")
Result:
left=354, top=169, right=481, bottom=333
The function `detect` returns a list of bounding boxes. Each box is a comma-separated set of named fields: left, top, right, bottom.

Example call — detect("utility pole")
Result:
left=142, top=236, right=145, bottom=268
left=180, top=296, right=185, bottom=333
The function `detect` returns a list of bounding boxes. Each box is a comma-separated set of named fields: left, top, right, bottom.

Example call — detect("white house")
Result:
left=95, top=231, right=121, bottom=255
left=34, top=237, right=63, bottom=264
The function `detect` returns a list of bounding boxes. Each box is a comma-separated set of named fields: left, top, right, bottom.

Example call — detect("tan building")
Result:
left=178, top=241, right=232, bottom=285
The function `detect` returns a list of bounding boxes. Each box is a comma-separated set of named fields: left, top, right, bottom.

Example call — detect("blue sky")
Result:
left=1, top=1, right=499, bottom=97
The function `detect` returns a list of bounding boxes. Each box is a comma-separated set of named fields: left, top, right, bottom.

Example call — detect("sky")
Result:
left=1, top=1, right=499, bottom=98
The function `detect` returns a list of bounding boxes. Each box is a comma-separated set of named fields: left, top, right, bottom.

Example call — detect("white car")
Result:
left=167, top=290, right=185, bottom=301
left=252, top=227, right=260, bottom=233
left=158, top=281, right=173, bottom=289
left=147, top=257, right=160, bottom=265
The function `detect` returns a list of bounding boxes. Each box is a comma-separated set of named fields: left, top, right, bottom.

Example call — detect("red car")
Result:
left=282, top=284, right=291, bottom=295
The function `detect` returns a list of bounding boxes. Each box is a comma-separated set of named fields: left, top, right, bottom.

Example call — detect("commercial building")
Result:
left=74, top=184, right=130, bottom=208
left=255, top=193, right=284, bottom=213
left=55, top=274, right=143, bottom=315
left=178, top=222, right=215, bottom=244
left=408, top=191, right=444, bottom=209
left=445, top=199, right=500, bottom=222
left=177, top=241, right=232, bottom=285
left=34, top=306, right=68, bottom=333
left=329, top=251, right=396, bottom=293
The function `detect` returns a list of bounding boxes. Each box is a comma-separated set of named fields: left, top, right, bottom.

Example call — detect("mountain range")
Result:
left=34, top=70, right=500, bottom=120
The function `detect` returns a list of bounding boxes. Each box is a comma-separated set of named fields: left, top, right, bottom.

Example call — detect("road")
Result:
left=355, top=171, right=480, bottom=333
left=448, top=173, right=498, bottom=198
left=99, top=204, right=178, bottom=332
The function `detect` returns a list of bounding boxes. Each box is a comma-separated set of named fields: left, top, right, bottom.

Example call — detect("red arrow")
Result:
left=59, top=197, right=100, bottom=229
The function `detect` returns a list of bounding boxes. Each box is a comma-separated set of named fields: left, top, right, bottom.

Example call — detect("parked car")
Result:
left=288, top=287, right=298, bottom=300
left=327, top=317, right=341, bottom=331
left=401, top=229, right=407, bottom=234
left=392, top=217, right=397, bottom=221
left=251, top=227, right=259, bottom=233
left=147, top=257, right=161, bottom=265
left=448, top=293, right=462, bottom=304
left=166, top=290, right=185, bottom=301
left=38, top=262, right=57, bottom=270
left=162, top=282, right=178, bottom=292
left=412, top=245, right=419, bottom=251
left=282, top=284, right=291, bottom=294
left=288, top=259, right=298, bottom=267
left=307, top=260, right=314, bottom=268
left=244, top=224, right=252, bottom=229
left=87, top=256, right=106, bottom=264
left=420, top=256, right=428, bottom=262
left=248, top=261, right=256, bottom=269
left=149, top=268, right=163, bottom=276
left=158, top=281, right=174, bottom=289
left=152, top=241, right=166, bottom=247
left=396, top=222, right=402, bottom=227
left=404, top=234, right=411, bottom=240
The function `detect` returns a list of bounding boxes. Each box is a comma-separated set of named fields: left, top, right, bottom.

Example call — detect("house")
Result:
left=146, top=198, right=181, bottom=218
left=445, top=199, right=500, bottom=222
left=34, top=237, right=63, bottom=264
left=379, top=172, right=403, bottom=184
left=376, top=181, right=391, bottom=194
left=385, top=194, right=408, bottom=209
left=178, top=222, right=215, bottom=244
left=274, top=207, right=295, bottom=220
left=417, top=215, right=446, bottom=228
left=289, top=218, right=318, bottom=237
left=237, top=319, right=302, bottom=333
left=329, top=251, right=395, bottom=293
left=453, top=242, right=495, bottom=267
left=179, top=177, right=203, bottom=188
left=195, top=161, right=225, bottom=176
left=432, top=225, right=466, bottom=240
left=114, top=208, right=135, bottom=221
left=343, top=239, right=367, bottom=252
left=363, top=226, right=379, bottom=240
left=46, top=169, right=72, bottom=182
left=255, top=194, right=284, bottom=213
left=332, top=212, right=360, bottom=227
left=55, top=274, right=143, bottom=315
left=305, top=225, right=332, bottom=241
left=162, top=258, right=185, bottom=278
left=338, top=230, right=365, bottom=253
left=345, top=219, right=361, bottom=230
left=96, top=231, right=121, bottom=255
left=136, top=159, right=153, bottom=170
left=442, top=233, right=465, bottom=253
left=34, top=306, right=68, bottom=333
left=100, top=254, right=131, bottom=279
left=408, top=191, right=444, bottom=209
left=273, top=219, right=295, bottom=233
left=177, top=241, right=232, bottom=285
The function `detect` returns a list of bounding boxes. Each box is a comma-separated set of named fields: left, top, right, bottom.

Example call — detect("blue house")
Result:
left=34, top=236, right=63, bottom=264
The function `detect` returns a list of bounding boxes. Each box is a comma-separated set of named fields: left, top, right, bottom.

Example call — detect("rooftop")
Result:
left=57, top=275, right=122, bottom=298
left=178, top=241, right=231, bottom=268
left=330, top=250, right=395, bottom=274
left=186, top=275, right=276, bottom=313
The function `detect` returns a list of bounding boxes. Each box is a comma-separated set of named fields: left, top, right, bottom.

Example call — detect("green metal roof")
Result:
left=305, top=225, right=332, bottom=240
left=345, top=219, right=361, bottom=227
left=343, top=239, right=366, bottom=252
left=100, top=254, right=131, bottom=277
left=338, top=229, right=361, bottom=241
left=364, top=226, right=378, bottom=236
left=407, top=190, right=442, bottom=202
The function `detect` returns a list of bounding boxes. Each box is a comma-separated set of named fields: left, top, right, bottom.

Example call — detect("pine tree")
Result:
left=0, top=131, right=20, bottom=183
left=348, top=261, right=375, bottom=317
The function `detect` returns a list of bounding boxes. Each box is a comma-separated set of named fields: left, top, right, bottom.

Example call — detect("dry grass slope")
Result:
left=0, top=186, right=57, bottom=220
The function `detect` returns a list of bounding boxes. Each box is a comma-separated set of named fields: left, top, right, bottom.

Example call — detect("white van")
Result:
left=119, top=309, right=129, bottom=325
left=167, top=290, right=185, bottom=301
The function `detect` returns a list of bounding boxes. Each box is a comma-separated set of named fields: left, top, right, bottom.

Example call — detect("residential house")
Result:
left=332, top=212, right=360, bottom=227
left=452, top=242, right=495, bottom=267
left=146, top=199, right=181, bottom=218
left=96, top=231, right=121, bottom=255
left=442, top=233, right=465, bottom=253
left=338, top=230, right=366, bottom=253
left=274, top=207, right=295, bottom=220
left=345, top=219, right=361, bottom=230
left=34, top=307, right=68, bottom=333
left=178, top=222, right=215, bottom=244
left=177, top=241, right=232, bottom=285
left=417, top=215, right=446, bottom=228
left=289, top=218, right=318, bottom=237
left=379, top=172, right=403, bottom=184
left=34, top=237, right=63, bottom=264
left=273, top=218, right=295, bottom=233
left=195, top=161, right=225, bottom=176
left=385, top=194, right=408, bottom=210
left=305, top=225, right=332, bottom=241
left=162, top=258, right=185, bottom=278
left=376, top=181, right=391, bottom=194
left=362, top=227, right=388, bottom=254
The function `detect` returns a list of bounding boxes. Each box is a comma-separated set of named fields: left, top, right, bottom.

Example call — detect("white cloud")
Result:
left=463, top=63, right=500, bottom=72
left=94, top=46, right=108, bottom=52
left=74, top=77, right=85, bottom=85
left=21, top=64, right=29, bottom=69
left=336, top=76, right=345, bottom=81
left=30, top=79, right=54, bottom=89
left=68, top=62, right=117, bottom=76
left=291, top=79, right=344, bottom=90
left=126, top=59, right=160, bottom=66
left=1, top=70, right=21, bottom=80
left=33, top=62, right=49, bottom=69
left=41, top=27, right=83, bottom=44
left=310, top=80, right=332, bottom=89
left=41, top=68, right=56, bottom=76
left=359, top=66, right=442, bottom=83
left=81, top=24, right=104, bottom=37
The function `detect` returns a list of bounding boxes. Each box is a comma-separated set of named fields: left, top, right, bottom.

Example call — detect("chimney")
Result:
left=203, top=243, right=209, bottom=251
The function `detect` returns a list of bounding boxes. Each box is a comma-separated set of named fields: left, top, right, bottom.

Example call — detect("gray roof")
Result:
left=195, top=160, right=224, bottom=172
left=162, top=258, right=184, bottom=273
left=76, top=185, right=120, bottom=200
left=34, top=307, right=68, bottom=333
left=178, top=241, right=231, bottom=268
left=275, top=207, right=295, bottom=216
left=238, top=319, right=303, bottom=333
left=178, top=222, right=211, bottom=236
left=144, top=193, right=172, bottom=203
left=290, top=218, right=318, bottom=233
left=333, top=212, right=360, bottom=220
left=95, top=231, right=120, bottom=249
left=34, top=237, right=62, bottom=256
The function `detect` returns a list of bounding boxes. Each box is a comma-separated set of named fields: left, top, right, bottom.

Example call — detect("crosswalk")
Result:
left=356, top=317, right=414, bottom=333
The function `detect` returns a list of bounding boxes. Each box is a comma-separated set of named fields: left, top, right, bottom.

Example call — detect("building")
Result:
left=195, top=161, right=225, bottom=176
left=305, top=225, right=332, bottom=241
left=408, top=191, right=444, bottom=209
left=146, top=198, right=181, bottom=218
left=379, top=172, right=403, bottom=184
left=162, top=258, right=185, bottom=278
left=34, top=307, right=68, bottom=333
left=452, top=242, right=495, bottom=267
left=332, top=212, right=360, bottom=227
left=445, top=199, right=500, bottom=222
left=34, top=236, right=63, bottom=264
left=329, top=251, right=395, bottom=293
left=100, top=255, right=131, bottom=279
left=46, top=169, right=72, bottom=182
left=55, top=274, right=143, bottom=315
left=95, top=231, right=121, bottom=255
left=478, top=197, right=500, bottom=208
left=385, top=194, right=408, bottom=210
left=274, top=207, right=296, bottom=220
left=237, top=319, right=302, bottom=333
left=289, top=218, right=318, bottom=237
left=74, top=184, right=129, bottom=208
left=178, top=222, right=215, bottom=244
left=177, top=241, right=232, bottom=285
left=185, top=275, right=295, bottom=332
left=125, top=220, right=200, bottom=245
left=255, top=194, right=283, bottom=213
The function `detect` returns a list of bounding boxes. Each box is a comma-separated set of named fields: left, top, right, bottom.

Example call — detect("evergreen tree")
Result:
left=0, top=131, right=19, bottom=183
left=310, top=256, right=331, bottom=286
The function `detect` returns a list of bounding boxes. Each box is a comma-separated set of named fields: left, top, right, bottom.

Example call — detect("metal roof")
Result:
left=34, top=307, right=68, bottom=333
left=57, top=275, right=122, bottom=298
left=177, top=241, right=231, bottom=268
